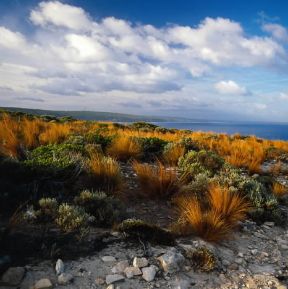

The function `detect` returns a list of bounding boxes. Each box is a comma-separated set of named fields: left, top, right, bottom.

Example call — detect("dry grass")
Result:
left=22, top=118, right=43, bottom=149
left=39, top=123, right=71, bottom=145
left=132, top=160, right=180, bottom=199
left=269, top=161, right=282, bottom=176
left=163, top=143, right=186, bottom=166
left=88, top=152, right=122, bottom=192
left=107, top=136, right=141, bottom=161
left=272, top=182, right=288, bottom=197
left=176, top=184, right=250, bottom=242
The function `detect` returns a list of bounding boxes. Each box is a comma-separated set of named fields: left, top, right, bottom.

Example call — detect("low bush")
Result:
left=74, top=190, right=126, bottom=226
left=178, top=150, right=224, bottom=180
left=130, top=122, right=158, bottom=130
left=116, top=218, right=175, bottom=245
left=85, top=132, right=114, bottom=150
left=137, top=137, right=168, bottom=160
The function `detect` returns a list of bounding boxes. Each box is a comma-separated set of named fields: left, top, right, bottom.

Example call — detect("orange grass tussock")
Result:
left=132, top=160, right=180, bottom=199
left=176, top=184, right=250, bottom=242
left=272, top=182, right=288, bottom=197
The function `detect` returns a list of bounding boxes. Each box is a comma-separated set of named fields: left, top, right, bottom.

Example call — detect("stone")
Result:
left=142, top=265, right=158, bottom=282
left=34, top=278, right=53, bottom=289
left=133, top=257, right=149, bottom=268
left=111, top=260, right=129, bottom=273
left=55, top=259, right=64, bottom=275
left=124, top=266, right=142, bottom=278
left=157, top=249, right=185, bottom=273
left=251, top=249, right=258, bottom=255
left=102, top=256, right=117, bottom=262
left=235, top=258, right=243, bottom=265
left=58, top=273, right=74, bottom=285
left=106, top=285, right=115, bottom=289
left=95, top=277, right=105, bottom=285
left=1, top=267, right=25, bottom=286
left=106, top=274, right=125, bottom=285
left=171, top=277, right=190, bottom=289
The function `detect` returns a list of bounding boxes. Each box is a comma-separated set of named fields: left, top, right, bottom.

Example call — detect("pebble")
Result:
left=34, top=278, right=53, bottom=289
left=58, top=273, right=74, bottom=285
left=106, top=274, right=125, bottom=285
left=111, top=260, right=129, bottom=273
left=142, top=265, right=158, bottom=282
left=55, top=259, right=64, bottom=275
left=102, top=256, right=117, bottom=263
left=124, top=266, right=142, bottom=278
left=133, top=257, right=149, bottom=268
left=0, top=267, right=25, bottom=286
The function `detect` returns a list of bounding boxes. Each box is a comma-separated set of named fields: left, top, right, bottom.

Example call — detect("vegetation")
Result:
left=0, top=109, right=288, bottom=251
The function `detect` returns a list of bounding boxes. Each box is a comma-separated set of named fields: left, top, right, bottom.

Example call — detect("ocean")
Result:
left=153, top=122, right=288, bottom=141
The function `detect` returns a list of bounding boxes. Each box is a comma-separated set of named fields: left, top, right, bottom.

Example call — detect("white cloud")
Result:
left=263, top=23, right=288, bottom=42
left=0, top=1, right=287, bottom=120
left=279, top=92, right=288, bottom=100
left=30, top=1, right=92, bottom=30
left=215, top=80, right=247, bottom=95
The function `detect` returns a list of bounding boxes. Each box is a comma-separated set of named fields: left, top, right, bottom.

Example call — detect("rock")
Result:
left=111, top=260, right=129, bottom=273
left=142, top=265, right=158, bottom=282
left=1, top=267, right=25, bottom=286
left=55, top=259, right=64, bottom=275
left=106, top=274, right=125, bottom=285
left=102, top=256, right=117, bottom=262
left=251, top=249, right=258, bottom=255
left=34, top=278, right=53, bottom=289
left=235, top=258, right=243, bottom=265
left=106, top=285, right=115, bottom=289
left=132, top=257, right=149, bottom=268
left=157, top=249, right=185, bottom=273
left=171, top=277, right=190, bottom=289
left=58, top=273, right=73, bottom=285
left=95, top=277, right=105, bottom=285
left=124, top=266, right=142, bottom=278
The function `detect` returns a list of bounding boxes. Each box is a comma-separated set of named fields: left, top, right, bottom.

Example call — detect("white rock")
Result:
left=102, top=256, right=117, bottom=262
left=142, top=265, right=158, bottom=282
left=106, top=285, right=115, bottom=289
left=124, top=266, right=142, bottom=278
left=106, top=274, right=125, bottom=285
left=1, top=267, right=25, bottom=286
left=111, top=260, right=129, bottom=273
left=58, top=273, right=73, bottom=285
left=133, top=257, right=149, bottom=268
left=251, top=249, right=258, bottom=255
left=55, top=259, right=64, bottom=275
left=34, top=278, right=53, bottom=289
left=157, top=249, right=185, bottom=273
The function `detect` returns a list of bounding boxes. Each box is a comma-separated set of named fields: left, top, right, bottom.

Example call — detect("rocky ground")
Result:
left=1, top=214, right=288, bottom=289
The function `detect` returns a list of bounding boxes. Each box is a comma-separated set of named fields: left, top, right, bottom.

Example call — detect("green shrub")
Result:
left=55, top=203, right=92, bottom=233
left=136, top=137, right=168, bottom=160
left=130, top=122, right=158, bottom=130
left=74, top=190, right=126, bottom=226
left=116, top=218, right=175, bottom=245
left=24, top=143, right=85, bottom=178
left=178, top=137, right=201, bottom=152
left=185, top=247, right=216, bottom=272
left=85, top=132, right=114, bottom=150
left=35, top=198, right=58, bottom=223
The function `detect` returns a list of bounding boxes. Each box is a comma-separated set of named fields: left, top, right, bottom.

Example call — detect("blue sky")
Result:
left=0, top=0, right=288, bottom=121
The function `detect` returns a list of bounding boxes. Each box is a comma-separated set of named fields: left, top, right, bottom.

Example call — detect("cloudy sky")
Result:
left=0, top=0, right=288, bottom=121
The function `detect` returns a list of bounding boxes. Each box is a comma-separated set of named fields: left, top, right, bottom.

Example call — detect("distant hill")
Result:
left=0, top=107, right=186, bottom=122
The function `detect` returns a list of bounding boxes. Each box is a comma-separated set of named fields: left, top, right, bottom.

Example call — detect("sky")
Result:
left=0, top=0, right=288, bottom=121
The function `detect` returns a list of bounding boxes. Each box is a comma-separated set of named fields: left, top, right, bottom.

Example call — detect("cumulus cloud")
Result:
left=262, top=23, right=288, bottom=42
left=0, top=1, right=287, bottom=120
left=215, top=80, right=247, bottom=95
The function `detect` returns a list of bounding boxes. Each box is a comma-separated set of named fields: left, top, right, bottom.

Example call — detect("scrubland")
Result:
left=0, top=110, right=288, bottom=264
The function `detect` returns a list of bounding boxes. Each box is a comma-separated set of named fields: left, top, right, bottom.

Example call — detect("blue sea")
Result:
left=153, top=122, right=288, bottom=141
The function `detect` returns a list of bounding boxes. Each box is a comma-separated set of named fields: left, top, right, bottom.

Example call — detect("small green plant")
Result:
left=137, top=137, right=168, bottom=160
left=178, top=150, right=224, bottom=179
left=74, top=190, right=126, bottom=226
left=185, top=247, right=216, bottom=272
left=116, top=218, right=175, bottom=245
left=55, top=203, right=92, bottom=233
left=85, top=132, right=114, bottom=150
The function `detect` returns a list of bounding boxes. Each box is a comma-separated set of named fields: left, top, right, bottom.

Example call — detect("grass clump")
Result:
left=163, top=142, right=186, bottom=166
left=87, top=153, right=122, bottom=193
left=175, top=184, right=250, bottom=242
left=133, top=160, right=180, bottom=199
left=116, top=218, right=175, bottom=245
left=107, top=136, right=141, bottom=161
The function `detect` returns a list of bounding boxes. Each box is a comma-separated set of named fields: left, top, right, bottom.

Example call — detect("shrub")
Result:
left=163, top=142, right=186, bottom=166
left=130, top=122, right=158, bottom=130
left=85, top=132, right=114, bottom=150
left=24, top=143, right=85, bottom=178
left=116, top=218, right=175, bottom=245
left=55, top=203, right=91, bottom=233
left=178, top=150, right=224, bottom=179
left=175, top=184, right=250, bottom=242
left=36, top=198, right=59, bottom=223
left=87, top=153, right=122, bottom=192
left=178, top=137, right=201, bottom=152
left=74, top=190, right=126, bottom=226
left=133, top=161, right=180, bottom=199
left=185, top=247, right=216, bottom=272
left=107, top=136, right=141, bottom=161
left=137, top=137, right=168, bottom=160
